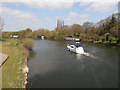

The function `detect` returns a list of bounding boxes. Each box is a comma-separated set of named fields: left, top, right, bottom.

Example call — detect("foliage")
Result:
left=19, top=28, right=32, bottom=39
left=2, top=13, right=119, bottom=44
left=21, top=38, right=34, bottom=50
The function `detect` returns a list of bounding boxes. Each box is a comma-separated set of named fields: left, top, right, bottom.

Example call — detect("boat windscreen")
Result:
left=75, top=43, right=82, bottom=47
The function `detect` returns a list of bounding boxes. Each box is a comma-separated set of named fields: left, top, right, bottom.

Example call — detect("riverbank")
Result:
left=81, top=40, right=119, bottom=46
left=1, top=39, right=29, bottom=88
left=23, top=48, right=29, bottom=88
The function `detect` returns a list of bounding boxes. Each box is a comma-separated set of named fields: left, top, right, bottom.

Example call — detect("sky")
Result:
left=0, top=1, right=118, bottom=31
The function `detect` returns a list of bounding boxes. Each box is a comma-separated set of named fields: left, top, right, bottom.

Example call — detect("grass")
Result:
left=1, top=39, right=25, bottom=88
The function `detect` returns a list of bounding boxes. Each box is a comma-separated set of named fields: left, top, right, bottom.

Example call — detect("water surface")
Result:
left=28, top=40, right=118, bottom=88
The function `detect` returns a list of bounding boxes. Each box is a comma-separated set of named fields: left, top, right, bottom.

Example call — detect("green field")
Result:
left=1, top=39, right=25, bottom=88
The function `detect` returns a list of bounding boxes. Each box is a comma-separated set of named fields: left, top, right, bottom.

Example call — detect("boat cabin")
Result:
left=75, top=43, right=82, bottom=47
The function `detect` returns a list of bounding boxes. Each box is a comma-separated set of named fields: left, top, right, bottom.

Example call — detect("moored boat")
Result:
left=65, top=37, right=80, bottom=41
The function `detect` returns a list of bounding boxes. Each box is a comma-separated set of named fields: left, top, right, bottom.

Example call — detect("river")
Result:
left=28, top=40, right=118, bottom=88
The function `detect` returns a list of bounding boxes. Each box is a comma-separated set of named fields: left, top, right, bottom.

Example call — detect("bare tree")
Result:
left=57, top=19, right=64, bottom=31
left=83, top=22, right=94, bottom=30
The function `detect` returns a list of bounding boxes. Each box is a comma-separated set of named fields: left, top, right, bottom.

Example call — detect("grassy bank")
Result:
left=1, top=39, right=26, bottom=88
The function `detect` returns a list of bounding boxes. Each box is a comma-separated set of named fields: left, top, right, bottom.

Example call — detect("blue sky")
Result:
left=1, top=1, right=118, bottom=31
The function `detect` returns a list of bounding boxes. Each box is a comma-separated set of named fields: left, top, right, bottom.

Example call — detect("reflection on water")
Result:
left=83, top=53, right=97, bottom=59
left=29, top=50, right=36, bottom=59
left=28, top=40, right=118, bottom=88
left=76, top=54, right=82, bottom=60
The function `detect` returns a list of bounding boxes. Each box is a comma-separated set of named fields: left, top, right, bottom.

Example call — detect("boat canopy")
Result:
left=75, top=43, right=82, bottom=47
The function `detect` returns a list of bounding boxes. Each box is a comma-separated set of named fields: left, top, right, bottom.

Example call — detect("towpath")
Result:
left=0, top=53, right=9, bottom=67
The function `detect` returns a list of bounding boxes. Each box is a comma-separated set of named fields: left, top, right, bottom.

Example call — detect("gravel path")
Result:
left=0, top=53, right=9, bottom=67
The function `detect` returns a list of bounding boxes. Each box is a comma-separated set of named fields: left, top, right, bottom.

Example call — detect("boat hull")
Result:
left=67, top=45, right=84, bottom=54
left=76, top=47, right=84, bottom=54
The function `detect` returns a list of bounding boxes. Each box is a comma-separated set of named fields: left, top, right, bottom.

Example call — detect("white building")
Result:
left=10, top=35, right=18, bottom=39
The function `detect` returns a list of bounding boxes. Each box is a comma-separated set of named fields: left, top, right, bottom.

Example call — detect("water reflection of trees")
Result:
left=29, top=50, right=36, bottom=59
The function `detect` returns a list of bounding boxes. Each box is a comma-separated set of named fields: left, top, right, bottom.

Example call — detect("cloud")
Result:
left=79, top=2, right=91, bottom=6
left=2, top=7, right=43, bottom=31
left=65, top=18, right=88, bottom=25
left=68, top=12, right=89, bottom=18
left=44, top=12, right=89, bottom=28
left=54, top=12, right=89, bottom=25
left=64, top=12, right=89, bottom=25
left=113, top=10, right=119, bottom=14
left=1, top=0, right=119, bottom=2
left=23, top=2, right=74, bottom=10
left=79, top=14, right=89, bottom=17
left=94, top=17, right=105, bottom=23
left=2, top=7, right=36, bottom=20
left=68, top=12, right=78, bottom=18
left=86, top=2, right=118, bottom=12
left=3, top=19, right=43, bottom=31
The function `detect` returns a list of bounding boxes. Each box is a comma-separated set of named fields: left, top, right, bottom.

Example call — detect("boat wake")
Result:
left=82, top=53, right=98, bottom=59
left=76, top=52, right=104, bottom=62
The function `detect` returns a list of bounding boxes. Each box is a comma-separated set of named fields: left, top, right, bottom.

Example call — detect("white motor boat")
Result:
left=67, top=42, right=84, bottom=54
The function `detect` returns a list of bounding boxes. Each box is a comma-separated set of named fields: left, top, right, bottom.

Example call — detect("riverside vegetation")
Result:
left=2, top=13, right=120, bottom=45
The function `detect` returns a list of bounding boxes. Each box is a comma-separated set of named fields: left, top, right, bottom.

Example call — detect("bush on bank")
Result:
left=21, top=38, right=34, bottom=50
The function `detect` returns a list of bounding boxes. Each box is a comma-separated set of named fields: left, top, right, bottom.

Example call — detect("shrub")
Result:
left=22, top=38, right=34, bottom=50
left=109, top=39, right=112, bottom=43
left=117, top=40, right=120, bottom=44
left=102, top=38, right=105, bottom=42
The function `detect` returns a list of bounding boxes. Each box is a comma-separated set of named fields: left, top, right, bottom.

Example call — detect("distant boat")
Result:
left=67, top=42, right=84, bottom=54
left=65, top=37, right=80, bottom=41
left=37, top=35, right=44, bottom=40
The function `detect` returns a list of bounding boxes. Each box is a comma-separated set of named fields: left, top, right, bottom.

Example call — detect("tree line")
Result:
left=2, top=13, right=120, bottom=44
